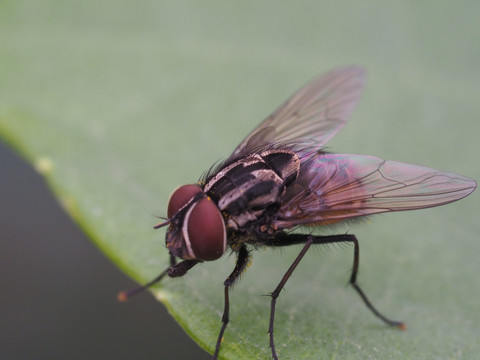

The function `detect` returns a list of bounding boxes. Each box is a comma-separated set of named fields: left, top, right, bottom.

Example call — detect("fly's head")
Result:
left=158, top=184, right=227, bottom=262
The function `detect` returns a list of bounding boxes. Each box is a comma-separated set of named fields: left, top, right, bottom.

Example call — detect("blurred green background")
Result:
left=1, top=1, right=479, bottom=359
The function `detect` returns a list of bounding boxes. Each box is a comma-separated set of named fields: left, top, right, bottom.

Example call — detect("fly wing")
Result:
left=274, top=154, right=476, bottom=228
left=231, top=66, right=366, bottom=157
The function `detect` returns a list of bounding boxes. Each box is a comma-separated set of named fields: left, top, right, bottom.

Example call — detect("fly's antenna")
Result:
left=153, top=218, right=170, bottom=229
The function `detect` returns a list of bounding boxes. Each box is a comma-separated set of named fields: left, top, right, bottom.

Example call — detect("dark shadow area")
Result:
left=0, top=141, right=210, bottom=360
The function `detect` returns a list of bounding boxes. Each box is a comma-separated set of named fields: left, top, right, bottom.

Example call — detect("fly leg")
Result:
left=266, top=236, right=314, bottom=360
left=117, top=255, right=200, bottom=300
left=213, top=244, right=250, bottom=360
left=264, top=233, right=404, bottom=359
left=344, top=234, right=405, bottom=329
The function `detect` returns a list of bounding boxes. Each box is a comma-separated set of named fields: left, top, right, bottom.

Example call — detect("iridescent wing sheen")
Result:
left=274, top=154, right=477, bottom=228
left=231, top=66, right=366, bottom=157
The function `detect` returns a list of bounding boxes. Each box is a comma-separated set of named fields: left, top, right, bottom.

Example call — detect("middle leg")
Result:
left=264, top=233, right=404, bottom=359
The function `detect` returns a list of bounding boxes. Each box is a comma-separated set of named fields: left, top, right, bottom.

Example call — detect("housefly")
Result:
left=119, top=66, right=476, bottom=359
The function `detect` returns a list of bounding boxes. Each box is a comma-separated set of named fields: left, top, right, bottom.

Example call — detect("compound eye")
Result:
left=186, top=197, right=226, bottom=261
left=167, top=184, right=202, bottom=218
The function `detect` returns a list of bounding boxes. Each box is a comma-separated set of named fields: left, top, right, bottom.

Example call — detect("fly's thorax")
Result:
left=204, top=149, right=300, bottom=231
left=165, top=184, right=227, bottom=261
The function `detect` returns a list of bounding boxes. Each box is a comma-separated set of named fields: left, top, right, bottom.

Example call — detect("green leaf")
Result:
left=1, top=1, right=479, bottom=359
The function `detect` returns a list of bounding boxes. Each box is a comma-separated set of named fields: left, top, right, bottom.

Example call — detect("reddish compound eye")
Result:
left=185, top=197, right=226, bottom=261
left=167, top=184, right=202, bottom=218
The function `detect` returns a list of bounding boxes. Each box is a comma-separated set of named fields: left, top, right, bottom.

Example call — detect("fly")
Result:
left=118, top=66, right=476, bottom=359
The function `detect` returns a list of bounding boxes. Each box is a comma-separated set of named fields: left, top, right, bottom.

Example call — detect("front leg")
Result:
left=168, top=258, right=200, bottom=277
left=213, top=244, right=250, bottom=360
left=118, top=255, right=200, bottom=300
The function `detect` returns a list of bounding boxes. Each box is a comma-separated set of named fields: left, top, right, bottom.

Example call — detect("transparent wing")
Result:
left=231, top=66, right=366, bottom=157
left=274, top=154, right=476, bottom=228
